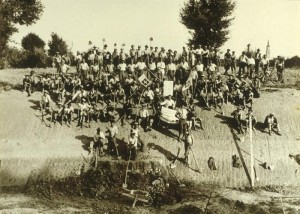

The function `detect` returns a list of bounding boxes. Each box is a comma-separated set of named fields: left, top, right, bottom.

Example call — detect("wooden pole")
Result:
left=249, top=114, right=254, bottom=188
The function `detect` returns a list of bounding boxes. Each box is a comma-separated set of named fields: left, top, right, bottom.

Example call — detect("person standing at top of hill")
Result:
left=254, top=49, right=261, bottom=74
left=247, top=54, right=256, bottom=79
left=75, top=51, right=82, bottom=73
left=79, top=59, right=89, bottom=79
left=53, top=52, right=62, bottom=73
left=202, top=46, right=209, bottom=69
left=238, top=51, right=248, bottom=78
left=181, top=47, right=188, bottom=62
left=275, top=56, right=285, bottom=83
left=60, top=60, right=70, bottom=74
left=231, top=51, right=236, bottom=74
left=224, top=49, right=231, bottom=75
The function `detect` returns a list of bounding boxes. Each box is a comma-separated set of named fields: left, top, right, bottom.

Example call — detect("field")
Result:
left=1, top=67, right=300, bottom=213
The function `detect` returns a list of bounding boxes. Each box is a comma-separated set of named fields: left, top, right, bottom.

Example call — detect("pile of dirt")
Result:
left=24, top=161, right=185, bottom=207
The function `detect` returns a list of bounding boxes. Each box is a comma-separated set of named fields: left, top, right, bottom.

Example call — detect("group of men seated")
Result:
left=21, top=43, right=283, bottom=163
left=231, top=106, right=281, bottom=136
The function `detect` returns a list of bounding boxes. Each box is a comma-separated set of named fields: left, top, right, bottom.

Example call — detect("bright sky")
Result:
left=11, top=0, right=300, bottom=58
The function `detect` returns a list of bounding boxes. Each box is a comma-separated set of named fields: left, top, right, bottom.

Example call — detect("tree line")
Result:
left=1, top=32, right=70, bottom=69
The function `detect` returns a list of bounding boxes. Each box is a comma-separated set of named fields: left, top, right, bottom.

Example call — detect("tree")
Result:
left=180, top=0, right=235, bottom=49
left=48, top=32, right=68, bottom=56
left=21, top=33, right=45, bottom=51
left=0, top=0, right=44, bottom=56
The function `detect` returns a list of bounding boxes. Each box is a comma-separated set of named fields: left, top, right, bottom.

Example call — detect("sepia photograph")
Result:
left=0, top=0, right=300, bottom=213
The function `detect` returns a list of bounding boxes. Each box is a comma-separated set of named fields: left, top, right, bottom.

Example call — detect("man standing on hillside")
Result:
left=90, top=127, right=105, bottom=156
left=238, top=51, right=248, bottom=78
left=254, top=49, right=262, bottom=74
left=275, top=56, right=285, bottom=83
left=23, top=75, right=32, bottom=97
left=224, top=49, right=231, bottom=75
left=106, top=121, right=119, bottom=157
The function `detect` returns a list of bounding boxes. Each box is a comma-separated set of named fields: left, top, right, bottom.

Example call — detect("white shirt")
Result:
left=144, top=90, right=154, bottom=100
left=118, top=63, right=127, bottom=71
left=80, top=62, right=89, bottom=71
left=157, top=62, right=165, bottom=70
left=60, top=64, right=70, bottom=73
left=161, top=99, right=175, bottom=109
left=181, top=62, right=189, bottom=70
left=168, top=63, right=176, bottom=71
left=196, top=64, right=204, bottom=72
left=149, top=62, right=156, bottom=71
left=247, top=58, right=255, bottom=65
left=135, top=62, right=146, bottom=70
left=129, top=136, right=138, bottom=147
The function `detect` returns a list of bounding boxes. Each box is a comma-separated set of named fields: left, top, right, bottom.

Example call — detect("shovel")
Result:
left=168, top=166, right=186, bottom=188
left=170, top=147, right=181, bottom=169
left=113, top=138, right=121, bottom=160
left=123, top=149, right=131, bottom=188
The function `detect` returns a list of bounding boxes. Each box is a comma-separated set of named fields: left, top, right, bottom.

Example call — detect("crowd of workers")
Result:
left=22, top=43, right=283, bottom=163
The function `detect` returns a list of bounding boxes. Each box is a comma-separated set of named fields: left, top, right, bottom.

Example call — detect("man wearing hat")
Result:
left=90, top=127, right=105, bottom=156
left=129, top=45, right=136, bottom=62
left=40, top=90, right=52, bottom=112
left=75, top=51, right=83, bottom=73
left=103, top=47, right=112, bottom=69
left=23, top=75, right=32, bottom=96
left=231, top=106, right=244, bottom=134
left=245, top=108, right=257, bottom=132
left=77, top=98, right=91, bottom=128
left=53, top=52, right=62, bottom=73
left=53, top=102, right=64, bottom=125
left=224, top=49, right=231, bottom=75
left=39, top=90, right=53, bottom=123
left=264, top=113, right=281, bottom=136
left=63, top=102, right=74, bottom=127
left=156, top=57, right=166, bottom=79
left=160, top=95, right=175, bottom=109
left=79, top=58, right=89, bottom=79
left=138, top=103, right=152, bottom=132
left=230, top=51, right=236, bottom=74
left=238, top=51, right=248, bottom=78
left=143, top=45, right=150, bottom=66
left=183, top=129, right=194, bottom=165
left=275, top=56, right=285, bottom=83
left=167, top=58, right=176, bottom=81
left=117, top=59, right=127, bottom=81
left=254, top=49, right=261, bottom=74
left=105, top=120, right=119, bottom=157
left=152, top=47, right=159, bottom=61
left=176, top=103, right=189, bottom=141
left=128, top=131, right=139, bottom=160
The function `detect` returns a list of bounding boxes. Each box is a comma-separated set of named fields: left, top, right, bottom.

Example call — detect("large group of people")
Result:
left=22, top=43, right=283, bottom=164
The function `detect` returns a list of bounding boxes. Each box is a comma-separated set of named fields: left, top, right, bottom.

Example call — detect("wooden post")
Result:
left=249, top=114, right=254, bottom=188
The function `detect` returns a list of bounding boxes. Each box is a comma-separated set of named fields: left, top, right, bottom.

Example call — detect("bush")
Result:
left=22, top=48, right=49, bottom=68
left=285, top=56, right=300, bottom=68
left=2, top=47, right=25, bottom=68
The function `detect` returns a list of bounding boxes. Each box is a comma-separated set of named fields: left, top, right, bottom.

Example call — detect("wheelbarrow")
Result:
left=120, top=187, right=153, bottom=207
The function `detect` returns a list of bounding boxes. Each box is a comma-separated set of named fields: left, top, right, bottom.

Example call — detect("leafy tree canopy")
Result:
left=0, top=0, right=44, bottom=56
left=180, top=0, right=235, bottom=49
left=21, top=32, right=45, bottom=51
left=48, top=32, right=68, bottom=56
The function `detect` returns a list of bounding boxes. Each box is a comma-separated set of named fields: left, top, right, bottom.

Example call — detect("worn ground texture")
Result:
left=1, top=67, right=300, bottom=213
